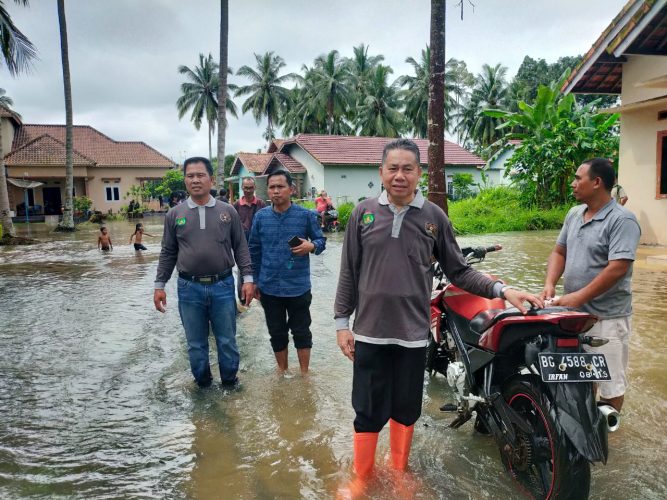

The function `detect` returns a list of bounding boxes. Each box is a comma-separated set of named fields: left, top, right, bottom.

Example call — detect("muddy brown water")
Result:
left=0, top=220, right=665, bottom=499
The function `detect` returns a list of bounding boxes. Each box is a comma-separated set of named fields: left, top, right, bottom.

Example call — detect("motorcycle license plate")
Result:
left=537, top=353, right=611, bottom=383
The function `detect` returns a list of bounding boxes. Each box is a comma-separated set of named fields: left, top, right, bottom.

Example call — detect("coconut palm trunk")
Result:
left=0, top=122, right=15, bottom=238
left=427, top=0, right=447, bottom=213
left=57, top=0, right=74, bottom=230
left=216, top=0, right=228, bottom=190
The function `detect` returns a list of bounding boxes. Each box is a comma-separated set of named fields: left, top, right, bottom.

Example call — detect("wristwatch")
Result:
left=499, top=285, right=515, bottom=300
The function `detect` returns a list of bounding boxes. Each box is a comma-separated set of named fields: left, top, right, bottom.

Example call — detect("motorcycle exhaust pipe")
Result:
left=598, top=404, right=620, bottom=432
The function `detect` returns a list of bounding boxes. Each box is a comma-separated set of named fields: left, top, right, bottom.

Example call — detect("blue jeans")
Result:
left=177, top=275, right=239, bottom=386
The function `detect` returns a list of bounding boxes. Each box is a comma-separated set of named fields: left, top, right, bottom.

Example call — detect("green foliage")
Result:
left=448, top=186, right=571, bottom=234
left=295, top=200, right=316, bottom=209
left=451, top=173, right=476, bottom=200
left=485, top=74, right=619, bottom=207
left=124, top=184, right=148, bottom=202
left=155, top=169, right=186, bottom=197
left=72, top=196, right=93, bottom=212
left=337, top=202, right=355, bottom=230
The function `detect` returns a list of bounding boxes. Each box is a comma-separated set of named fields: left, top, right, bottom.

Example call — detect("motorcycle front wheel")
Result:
left=500, top=378, right=590, bottom=500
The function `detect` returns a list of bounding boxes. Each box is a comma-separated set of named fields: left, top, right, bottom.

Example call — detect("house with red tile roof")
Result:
left=1, top=112, right=175, bottom=216
left=563, top=0, right=667, bottom=245
left=231, top=133, right=485, bottom=204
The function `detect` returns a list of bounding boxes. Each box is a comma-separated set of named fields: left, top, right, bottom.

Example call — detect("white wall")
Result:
left=286, top=145, right=325, bottom=197
left=324, top=165, right=382, bottom=205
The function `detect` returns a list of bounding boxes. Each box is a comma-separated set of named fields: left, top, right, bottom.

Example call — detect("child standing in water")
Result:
left=98, top=227, right=113, bottom=252
left=129, top=223, right=155, bottom=251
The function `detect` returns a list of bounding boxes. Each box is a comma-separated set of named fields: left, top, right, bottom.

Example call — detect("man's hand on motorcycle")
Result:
left=549, top=292, right=583, bottom=308
left=540, top=284, right=556, bottom=301
left=504, top=288, right=544, bottom=314
left=337, top=329, right=355, bottom=361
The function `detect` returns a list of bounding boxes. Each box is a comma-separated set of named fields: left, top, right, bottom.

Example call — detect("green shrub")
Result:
left=73, top=196, right=93, bottom=212
left=448, top=186, right=571, bottom=234
left=337, top=202, right=355, bottom=230
left=295, top=200, right=316, bottom=210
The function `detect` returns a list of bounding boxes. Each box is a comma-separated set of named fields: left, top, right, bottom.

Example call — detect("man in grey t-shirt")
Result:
left=153, top=157, right=254, bottom=388
left=542, top=158, right=640, bottom=412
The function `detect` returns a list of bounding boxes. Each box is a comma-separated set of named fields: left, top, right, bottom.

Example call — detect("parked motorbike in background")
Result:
left=427, top=245, right=616, bottom=499
left=317, top=206, right=339, bottom=233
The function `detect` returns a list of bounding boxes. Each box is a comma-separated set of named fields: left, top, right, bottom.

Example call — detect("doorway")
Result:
left=42, top=187, right=62, bottom=215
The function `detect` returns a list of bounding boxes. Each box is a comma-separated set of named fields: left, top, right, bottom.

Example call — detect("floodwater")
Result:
left=0, top=220, right=665, bottom=499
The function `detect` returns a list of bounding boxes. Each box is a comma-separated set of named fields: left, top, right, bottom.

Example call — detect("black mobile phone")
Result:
left=288, top=236, right=302, bottom=248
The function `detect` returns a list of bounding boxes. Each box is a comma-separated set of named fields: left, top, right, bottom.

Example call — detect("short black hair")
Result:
left=183, top=156, right=213, bottom=176
left=209, top=188, right=218, bottom=197
left=267, top=169, right=293, bottom=186
left=100, top=226, right=107, bottom=232
left=382, top=138, right=421, bottom=165
left=218, top=187, right=228, bottom=196
left=582, top=158, right=614, bottom=191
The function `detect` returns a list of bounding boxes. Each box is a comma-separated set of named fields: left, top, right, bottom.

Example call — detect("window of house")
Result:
left=659, top=132, right=667, bottom=197
left=446, top=175, right=454, bottom=197
left=105, top=184, right=121, bottom=201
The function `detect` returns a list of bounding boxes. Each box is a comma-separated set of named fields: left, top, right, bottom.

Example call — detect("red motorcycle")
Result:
left=427, top=245, right=616, bottom=499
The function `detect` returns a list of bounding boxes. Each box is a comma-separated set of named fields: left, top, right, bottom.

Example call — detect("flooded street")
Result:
left=1, top=220, right=665, bottom=499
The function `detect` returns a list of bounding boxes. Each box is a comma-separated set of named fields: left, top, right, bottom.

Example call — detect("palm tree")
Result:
left=346, top=44, right=384, bottom=123
left=235, top=51, right=295, bottom=142
left=399, top=47, right=466, bottom=139
left=0, top=0, right=36, bottom=76
left=467, top=63, right=509, bottom=149
left=1, top=1, right=36, bottom=239
left=355, top=65, right=404, bottom=137
left=309, top=50, right=352, bottom=135
left=0, top=89, right=18, bottom=238
left=177, top=53, right=238, bottom=161
left=57, top=0, right=74, bottom=231
left=216, top=0, right=229, bottom=190
left=428, top=0, right=447, bottom=211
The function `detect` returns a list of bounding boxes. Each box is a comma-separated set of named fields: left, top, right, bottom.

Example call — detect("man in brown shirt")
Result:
left=334, top=139, right=541, bottom=493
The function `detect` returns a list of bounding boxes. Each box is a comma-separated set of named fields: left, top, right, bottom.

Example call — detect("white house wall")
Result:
left=324, top=165, right=382, bottom=205
left=618, top=54, right=667, bottom=245
left=286, top=145, right=325, bottom=197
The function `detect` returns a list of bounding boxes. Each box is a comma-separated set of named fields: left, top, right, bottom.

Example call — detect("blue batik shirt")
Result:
left=248, top=203, right=326, bottom=297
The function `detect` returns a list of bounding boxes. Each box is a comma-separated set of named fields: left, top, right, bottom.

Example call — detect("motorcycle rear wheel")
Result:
left=500, top=378, right=590, bottom=500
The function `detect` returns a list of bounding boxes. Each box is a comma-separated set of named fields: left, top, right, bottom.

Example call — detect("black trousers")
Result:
left=260, top=291, right=313, bottom=352
left=352, top=341, right=426, bottom=433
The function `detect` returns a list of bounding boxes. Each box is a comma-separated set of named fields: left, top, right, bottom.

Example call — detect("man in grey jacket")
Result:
left=334, top=139, right=542, bottom=492
left=154, top=157, right=254, bottom=388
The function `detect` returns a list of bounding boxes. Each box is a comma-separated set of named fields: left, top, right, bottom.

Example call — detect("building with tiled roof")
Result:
left=265, top=133, right=486, bottom=203
left=228, top=133, right=487, bottom=203
left=1, top=117, right=175, bottom=217
left=563, top=0, right=667, bottom=245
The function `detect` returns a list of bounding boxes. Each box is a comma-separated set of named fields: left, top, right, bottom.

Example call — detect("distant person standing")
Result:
left=611, top=178, right=628, bottom=206
left=248, top=170, right=326, bottom=374
left=154, top=157, right=254, bottom=388
left=217, top=187, right=229, bottom=203
left=233, top=177, right=266, bottom=302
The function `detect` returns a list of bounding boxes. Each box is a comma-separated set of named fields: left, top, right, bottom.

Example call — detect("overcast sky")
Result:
left=2, top=0, right=626, bottom=163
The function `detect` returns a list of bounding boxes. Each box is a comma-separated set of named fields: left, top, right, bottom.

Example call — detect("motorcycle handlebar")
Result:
left=460, top=244, right=502, bottom=259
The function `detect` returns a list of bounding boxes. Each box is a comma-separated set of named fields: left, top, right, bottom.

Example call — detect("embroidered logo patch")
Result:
left=176, top=217, right=186, bottom=226
left=220, top=212, right=231, bottom=223
left=425, top=222, right=437, bottom=237
left=362, top=212, right=375, bottom=225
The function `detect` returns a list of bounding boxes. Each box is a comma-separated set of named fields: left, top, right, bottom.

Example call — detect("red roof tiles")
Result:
left=279, top=134, right=484, bottom=166
left=5, top=134, right=96, bottom=166
left=267, top=153, right=306, bottom=174
left=232, top=153, right=273, bottom=175
left=11, top=124, right=175, bottom=167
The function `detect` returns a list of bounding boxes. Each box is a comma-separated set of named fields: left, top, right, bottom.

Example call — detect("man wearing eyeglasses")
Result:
left=153, top=157, right=254, bottom=389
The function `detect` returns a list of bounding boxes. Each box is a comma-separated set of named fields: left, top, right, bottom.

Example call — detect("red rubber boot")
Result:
left=389, top=419, right=414, bottom=471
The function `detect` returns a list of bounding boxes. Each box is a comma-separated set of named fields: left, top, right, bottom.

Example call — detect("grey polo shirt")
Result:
left=154, top=196, right=253, bottom=289
left=557, top=200, right=640, bottom=319
left=334, top=190, right=501, bottom=347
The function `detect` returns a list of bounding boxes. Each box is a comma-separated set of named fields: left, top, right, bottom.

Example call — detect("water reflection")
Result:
left=0, top=222, right=665, bottom=499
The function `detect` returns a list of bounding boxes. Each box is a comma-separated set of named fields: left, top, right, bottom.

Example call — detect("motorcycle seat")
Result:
left=470, top=308, right=524, bottom=335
